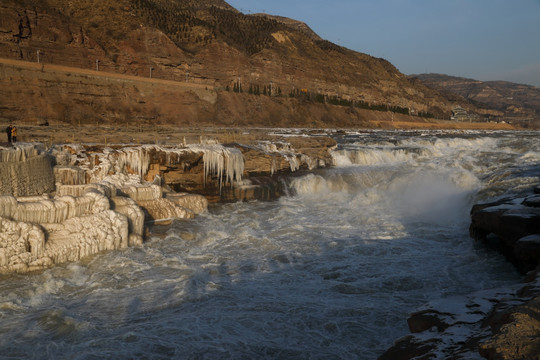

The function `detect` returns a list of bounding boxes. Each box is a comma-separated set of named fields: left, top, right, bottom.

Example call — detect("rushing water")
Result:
left=1, top=130, right=539, bottom=359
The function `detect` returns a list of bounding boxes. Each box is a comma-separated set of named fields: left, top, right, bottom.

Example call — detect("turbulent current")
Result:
left=1, top=130, right=539, bottom=359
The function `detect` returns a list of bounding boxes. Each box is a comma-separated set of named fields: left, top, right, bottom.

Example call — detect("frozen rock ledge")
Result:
left=0, top=144, right=211, bottom=274
left=1, top=138, right=334, bottom=273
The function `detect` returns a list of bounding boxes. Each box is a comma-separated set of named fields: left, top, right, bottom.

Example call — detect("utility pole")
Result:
left=149, top=66, right=153, bottom=79
left=270, top=81, right=273, bottom=96
left=96, top=59, right=99, bottom=71
left=37, top=50, right=40, bottom=63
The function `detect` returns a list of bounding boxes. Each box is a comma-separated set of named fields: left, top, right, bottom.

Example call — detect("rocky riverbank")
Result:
left=380, top=186, right=540, bottom=360
left=0, top=132, right=335, bottom=274
left=2, top=129, right=538, bottom=359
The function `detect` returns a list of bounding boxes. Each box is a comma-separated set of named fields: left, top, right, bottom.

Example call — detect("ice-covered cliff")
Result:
left=0, top=144, right=55, bottom=197
left=0, top=138, right=333, bottom=273
left=0, top=144, right=211, bottom=273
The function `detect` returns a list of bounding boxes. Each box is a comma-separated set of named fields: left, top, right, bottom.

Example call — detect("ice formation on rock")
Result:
left=49, top=143, right=247, bottom=191
left=137, top=198, right=195, bottom=223
left=255, top=140, right=316, bottom=173
left=0, top=143, right=44, bottom=162
left=0, top=190, right=110, bottom=224
left=42, top=210, right=129, bottom=264
left=0, top=216, right=46, bottom=272
left=0, top=144, right=55, bottom=197
left=119, top=184, right=163, bottom=201
left=116, top=147, right=152, bottom=179
left=1, top=138, right=316, bottom=274
left=0, top=191, right=136, bottom=273
left=56, top=183, right=116, bottom=198
left=110, top=196, right=145, bottom=246
left=54, top=166, right=87, bottom=185
left=189, top=144, right=244, bottom=189
left=164, top=192, right=208, bottom=214
left=16, top=194, right=51, bottom=202
left=257, top=141, right=294, bottom=153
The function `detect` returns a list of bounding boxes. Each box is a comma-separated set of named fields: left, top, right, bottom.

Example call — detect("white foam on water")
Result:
left=0, top=130, right=536, bottom=359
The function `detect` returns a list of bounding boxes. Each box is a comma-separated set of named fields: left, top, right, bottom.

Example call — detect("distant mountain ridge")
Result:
left=409, top=73, right=540, bottom=124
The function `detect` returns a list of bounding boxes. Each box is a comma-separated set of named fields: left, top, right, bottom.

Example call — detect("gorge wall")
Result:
left=0, top=0, right=464, bottom=127
left=0, top=58, right=429, bottom=129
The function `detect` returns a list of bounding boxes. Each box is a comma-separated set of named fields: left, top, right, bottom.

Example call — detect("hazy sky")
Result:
left=226, top=0, right=540, bottom=87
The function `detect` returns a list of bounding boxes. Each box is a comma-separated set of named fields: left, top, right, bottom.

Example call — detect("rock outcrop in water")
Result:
left=378, top=270, right=540, bottom=360
left=380, top=187, right=540, bottom=360
left=469, top=188, right=540, bottom=273
left=0, top=136, right=335, bottom=273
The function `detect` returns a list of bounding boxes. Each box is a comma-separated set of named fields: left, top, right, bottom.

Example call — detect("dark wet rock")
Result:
left=218, top=175, right=287, bottom=203
left=470, top=192, right=540, bottom=273
left=524, top=194, right=540, bottom=207
left=377, top=335, right=439, bottom=360
left=381, top=189, right=540, bottom=359
left=514, top=235, right=540, bottom=273
left=379, top=270, right=540, bottom=360
left=407, top=309, right=453, bottom=333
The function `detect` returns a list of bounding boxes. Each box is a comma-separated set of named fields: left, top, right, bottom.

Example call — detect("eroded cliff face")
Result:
left=0, top=0, right=460, bottom=126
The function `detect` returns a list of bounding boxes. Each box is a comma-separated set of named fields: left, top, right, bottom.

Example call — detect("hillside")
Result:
left=410, top=73, right=540, bottom=127
left=0, top=0, right=502, bottom=127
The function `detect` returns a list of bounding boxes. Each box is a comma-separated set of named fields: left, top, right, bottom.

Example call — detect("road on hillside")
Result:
left=0, top=57, right=214, bottom=91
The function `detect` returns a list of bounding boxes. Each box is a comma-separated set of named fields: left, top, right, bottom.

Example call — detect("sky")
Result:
left=226, top=0, right=540, bottom=87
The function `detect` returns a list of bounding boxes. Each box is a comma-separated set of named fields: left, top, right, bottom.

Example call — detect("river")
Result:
left=1, top=130, right=538, bottom=359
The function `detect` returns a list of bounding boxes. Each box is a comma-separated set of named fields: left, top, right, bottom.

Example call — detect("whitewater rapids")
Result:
left=0, top=130, right=538, bottom=359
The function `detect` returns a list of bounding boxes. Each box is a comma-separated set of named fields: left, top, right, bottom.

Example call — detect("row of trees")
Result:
left=225, top=83, right=435, bottom=118
left=227, top=81, right=283, bottom=96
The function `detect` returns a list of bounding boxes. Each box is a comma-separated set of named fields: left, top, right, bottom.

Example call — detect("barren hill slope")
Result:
left=0, top=0, right=471, bottom=126
left=411, top=73, right=540, bottom=125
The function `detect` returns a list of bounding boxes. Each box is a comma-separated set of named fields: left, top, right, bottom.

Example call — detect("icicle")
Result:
left=0, top=144, right=43, bottom=163
left=284, top=154, right=301, bottom=172
left=115, top=146, right=152, bottom=179
left=0, top=196, right=17, bottom=219
left=189, top=144, right=244, bottom=191
left=54, top=166, right=87, bottom=185
left=56, top=185, right=87, bottom=197
left=300, top=154, right=317, bottom=170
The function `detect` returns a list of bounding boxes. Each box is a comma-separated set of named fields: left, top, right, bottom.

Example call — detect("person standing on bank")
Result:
left=11, top=125, right=17, bottom=143
left=5, top=124, right=12, bottom=143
